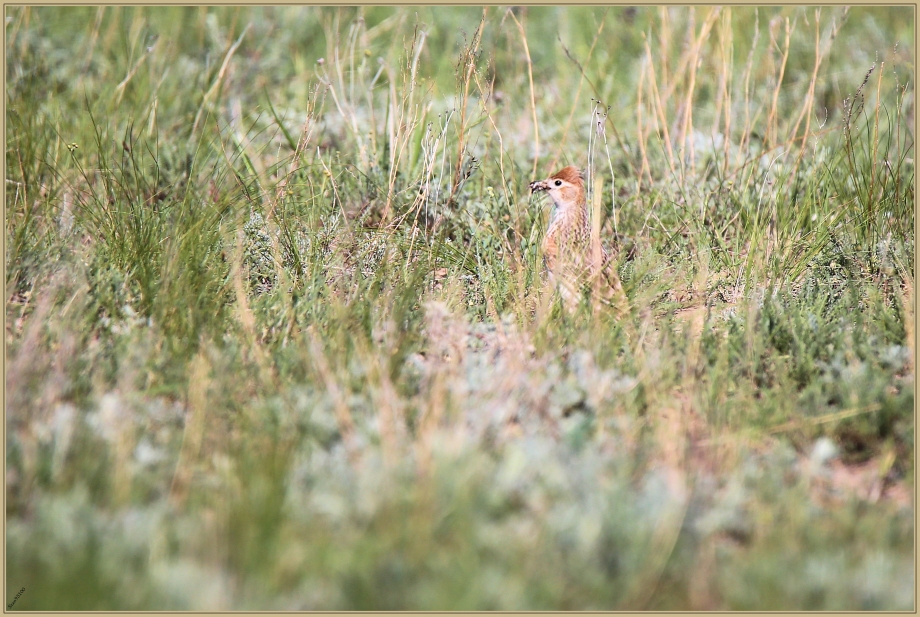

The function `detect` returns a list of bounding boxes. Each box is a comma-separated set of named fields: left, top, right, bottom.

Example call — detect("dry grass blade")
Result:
left=766, top=16, right=792, bottom=150
left=643, top=33, right=676, bottom=176
left=308, top=327, right=360, bottom=468
left=552, top=10, right=608, bottom=170
left=507, top=9, right=540, bottom=178
left=169, top=350, right=211, bottom=507
left=768, top=403, right=884, bottom=434
left=677, top=6, right=721, bottom=167
left=789, top=8, right=848, bottom=175
left=191, top=23, right=251, bottom=138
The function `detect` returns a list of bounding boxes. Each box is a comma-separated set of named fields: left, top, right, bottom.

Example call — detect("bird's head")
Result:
left=529, top=166, right=586, bottom=210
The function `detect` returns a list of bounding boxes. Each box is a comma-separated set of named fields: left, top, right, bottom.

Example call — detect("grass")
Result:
left=5, top=5, right=915, bottom=610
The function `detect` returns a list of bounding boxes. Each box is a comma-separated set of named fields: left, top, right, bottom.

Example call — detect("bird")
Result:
left=529, top=165, right=628, bottom=313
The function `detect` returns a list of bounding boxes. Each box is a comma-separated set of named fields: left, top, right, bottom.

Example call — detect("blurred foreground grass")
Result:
left=5, top=5, right=915, bottom=610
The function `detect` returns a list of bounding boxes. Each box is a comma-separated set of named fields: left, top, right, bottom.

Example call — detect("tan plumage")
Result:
left=529, top=166, right=627, bottom=313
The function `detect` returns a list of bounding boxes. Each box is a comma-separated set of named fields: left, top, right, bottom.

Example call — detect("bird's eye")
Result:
left=554, top=180, right=562, bottom=186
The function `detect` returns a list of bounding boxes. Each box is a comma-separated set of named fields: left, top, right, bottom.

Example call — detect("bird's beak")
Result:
left=529, top=179, right=549, bottom=193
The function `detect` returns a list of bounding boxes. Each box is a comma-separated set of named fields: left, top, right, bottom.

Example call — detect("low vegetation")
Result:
left=5, top=6, right=914, bottom=610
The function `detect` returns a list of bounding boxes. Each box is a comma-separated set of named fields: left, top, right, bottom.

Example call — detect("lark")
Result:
left=529, top=166, right=627, bottom=313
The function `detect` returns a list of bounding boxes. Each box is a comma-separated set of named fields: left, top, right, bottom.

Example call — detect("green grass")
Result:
left=5, top=5, right=914, bottom=610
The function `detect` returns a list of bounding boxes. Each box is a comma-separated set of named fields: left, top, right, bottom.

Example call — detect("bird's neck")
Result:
left=551, top=196, right=588, bottom=229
